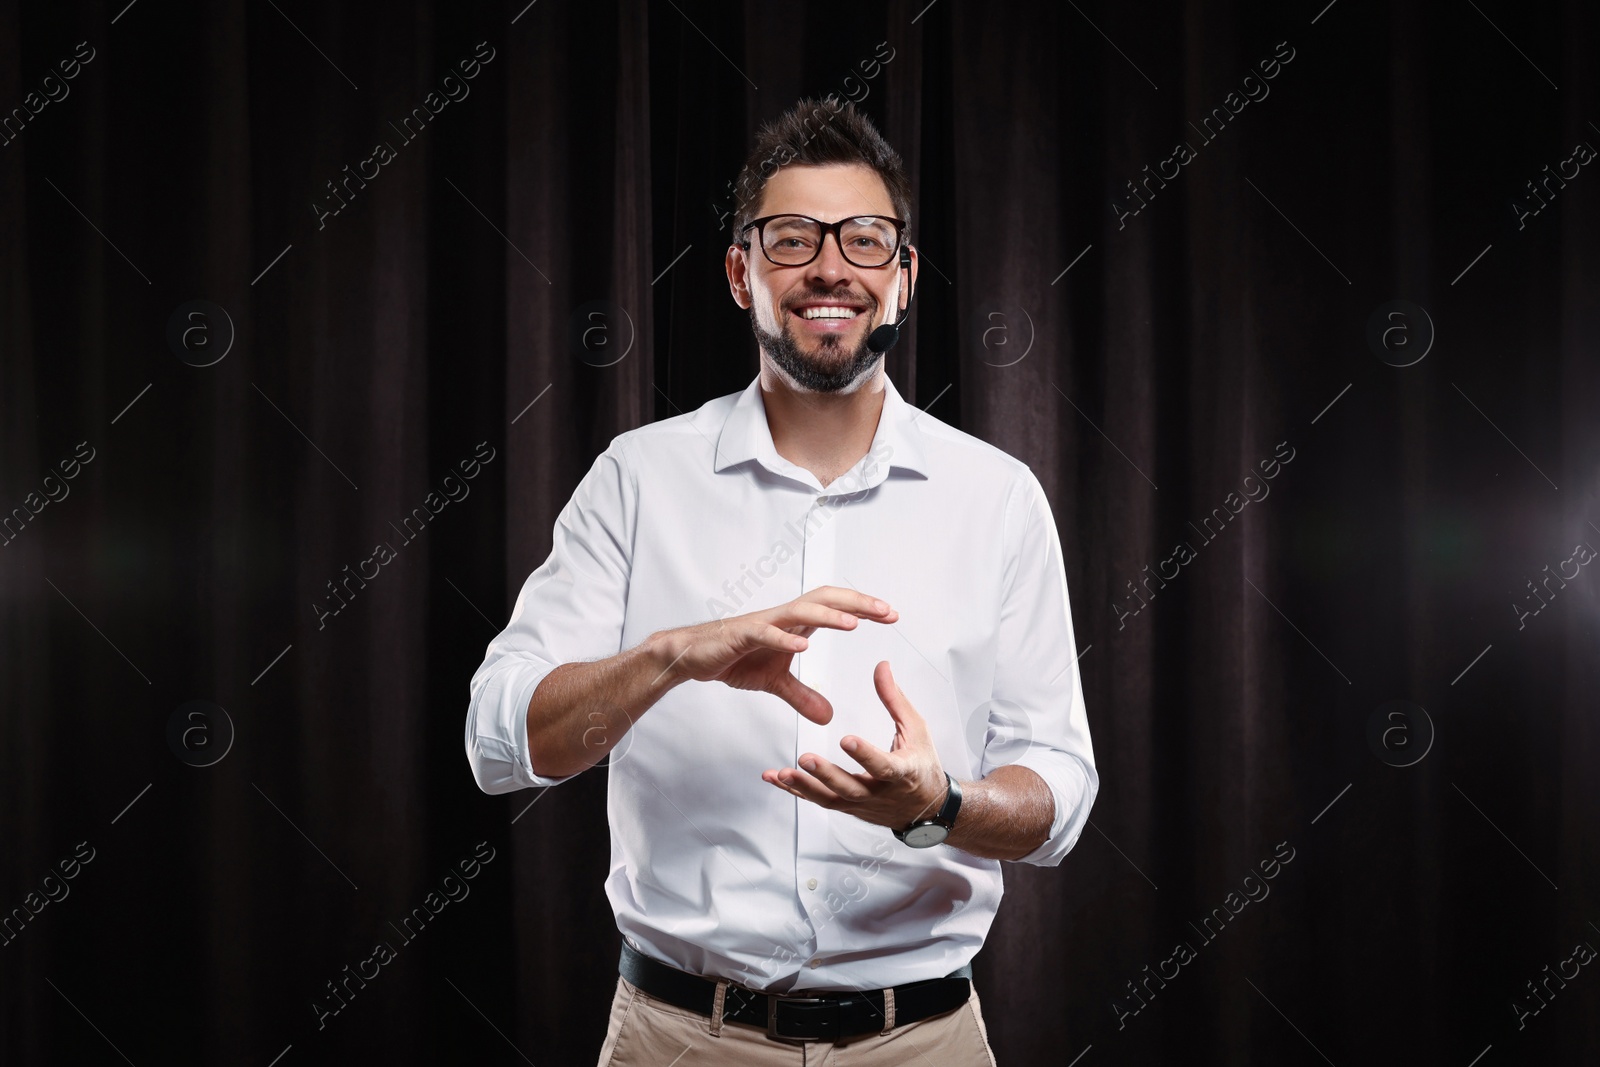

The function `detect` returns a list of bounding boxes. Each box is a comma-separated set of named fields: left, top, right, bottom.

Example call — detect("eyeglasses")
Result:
left=738, top=214, right=906, bottom=269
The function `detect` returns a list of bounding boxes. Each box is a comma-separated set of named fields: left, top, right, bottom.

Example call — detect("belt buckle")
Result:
left=766, top=993, right=828, bottom=1044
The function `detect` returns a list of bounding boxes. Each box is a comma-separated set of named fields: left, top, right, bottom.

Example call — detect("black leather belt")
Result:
left=618, top=941, right=973, bottom=1044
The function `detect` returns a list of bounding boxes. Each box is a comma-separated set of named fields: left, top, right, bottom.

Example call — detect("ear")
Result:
left=726, top=244, right=752, bottom=309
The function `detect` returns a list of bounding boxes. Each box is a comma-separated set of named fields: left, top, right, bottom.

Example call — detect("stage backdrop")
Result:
left=2, top=0, right=1597, bottom=1063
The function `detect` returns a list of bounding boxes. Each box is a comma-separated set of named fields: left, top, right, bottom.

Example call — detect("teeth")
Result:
left=799, top=306, right=860, bottom=320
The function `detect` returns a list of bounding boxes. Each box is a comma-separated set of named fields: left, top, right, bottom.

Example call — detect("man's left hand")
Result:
left=762, top=660, right=949, bottom=829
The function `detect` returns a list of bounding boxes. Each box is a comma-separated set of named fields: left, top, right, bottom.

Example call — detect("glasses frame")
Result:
left=737, top=213, right=907, bottom=269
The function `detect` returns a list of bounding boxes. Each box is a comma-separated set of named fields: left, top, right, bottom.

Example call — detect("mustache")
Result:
left=783, top=291, right=878, bottom=313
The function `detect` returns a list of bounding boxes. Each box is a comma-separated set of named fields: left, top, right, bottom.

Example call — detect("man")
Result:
left=465, top=97, right=1097, bottom=1064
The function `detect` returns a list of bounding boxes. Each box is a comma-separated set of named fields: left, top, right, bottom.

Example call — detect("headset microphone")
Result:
left=866, top=244, right=916, bottom=354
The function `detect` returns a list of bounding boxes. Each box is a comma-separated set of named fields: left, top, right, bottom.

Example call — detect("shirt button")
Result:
left=806, top=878, right=818, bottom=891
left=808, top=958, right=821, bottom=968
left=815, top=496, right=827, bottom=506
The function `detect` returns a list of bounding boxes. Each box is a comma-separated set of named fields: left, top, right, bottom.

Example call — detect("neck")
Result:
left=759, top=361, right=887, bottom=489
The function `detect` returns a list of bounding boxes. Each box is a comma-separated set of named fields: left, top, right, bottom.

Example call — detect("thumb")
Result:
left=769, top=670, right=834, bottom=725
left=874, top=660, right=921, bottom=735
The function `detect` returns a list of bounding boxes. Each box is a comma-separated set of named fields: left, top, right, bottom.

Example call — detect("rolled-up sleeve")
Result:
left=465, top=437, right=637, bottom=794
left=984, top=468, right=1099, bottom=866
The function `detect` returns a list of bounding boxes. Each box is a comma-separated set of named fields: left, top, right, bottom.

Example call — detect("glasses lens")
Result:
left=839, top=218, right=898, bottom=266
left=760, top=216, right=899, bottom=267
left=762, top=216, right=822, bottom=264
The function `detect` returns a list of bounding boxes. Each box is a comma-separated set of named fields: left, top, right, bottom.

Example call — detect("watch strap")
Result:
left=935, top=772, right=962, bottom=827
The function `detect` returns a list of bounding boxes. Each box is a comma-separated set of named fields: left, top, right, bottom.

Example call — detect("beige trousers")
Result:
left=595, top=975, right=999, bottom=1066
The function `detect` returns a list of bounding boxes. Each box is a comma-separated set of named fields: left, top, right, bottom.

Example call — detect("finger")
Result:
left=797, top=586, right=900, bottom=623
left=749, top=623, right=810, bottom=654
left=767, top=669, right=834, bottom=725
left=760, top=601, right=874, bottom=634
left=761, top=771, right=806, bottom=799
left=873, top=660, right=927, bottom=741
left=795, top=753, right=873, bottom=800
left=762, top=766, right=845, bottom=808
left=839, top=734, right=900, bottom=781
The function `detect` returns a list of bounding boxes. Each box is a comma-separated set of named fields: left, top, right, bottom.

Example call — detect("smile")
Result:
left=795, top=305, right=864, bottom=319
left=792, top=304, right=867, bottom=326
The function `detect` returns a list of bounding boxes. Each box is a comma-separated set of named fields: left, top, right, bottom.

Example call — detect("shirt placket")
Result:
left=794, top=489, right=840, bottom=977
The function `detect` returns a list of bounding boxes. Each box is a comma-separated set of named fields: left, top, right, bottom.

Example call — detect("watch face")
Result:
left=902, top=822, right=949, bottom=848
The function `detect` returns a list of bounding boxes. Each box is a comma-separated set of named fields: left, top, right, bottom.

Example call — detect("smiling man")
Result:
left=465, top=97, right=1097, bottom=1064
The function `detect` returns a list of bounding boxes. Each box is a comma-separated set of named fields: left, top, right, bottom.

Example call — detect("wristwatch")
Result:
left=893, top=773, right=962, bottom=848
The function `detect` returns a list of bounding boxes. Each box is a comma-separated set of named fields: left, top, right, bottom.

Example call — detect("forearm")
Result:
left=525, top=631, right=685, bottom=779
left=942, top=765, right=1056, bottom=861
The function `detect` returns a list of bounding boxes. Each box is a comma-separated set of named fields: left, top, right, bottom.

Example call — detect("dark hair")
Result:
left=731, top=96, right=913, bottom=242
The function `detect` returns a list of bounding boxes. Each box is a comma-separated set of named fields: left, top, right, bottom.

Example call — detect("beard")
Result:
left=750, top=303, right=883, bottom=394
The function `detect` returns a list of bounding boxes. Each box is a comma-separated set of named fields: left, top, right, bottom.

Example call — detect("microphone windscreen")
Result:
left=867, top=323, right=899, bottom=353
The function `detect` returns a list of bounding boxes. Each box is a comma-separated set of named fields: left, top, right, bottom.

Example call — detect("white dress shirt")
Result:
left=466, top=372, right=1098, bottom=993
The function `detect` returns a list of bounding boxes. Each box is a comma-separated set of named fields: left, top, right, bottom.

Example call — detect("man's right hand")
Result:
left=650, top=586, right=899, bottom=725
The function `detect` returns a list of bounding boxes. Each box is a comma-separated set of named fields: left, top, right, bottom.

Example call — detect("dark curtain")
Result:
left=3, top=0, right=1597, bottom=1063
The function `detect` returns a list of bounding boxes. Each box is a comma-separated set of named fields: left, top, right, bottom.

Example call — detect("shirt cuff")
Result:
left=1006, top=749, right=1098, bottom=867
left=467, top=661, right=580, bottom=791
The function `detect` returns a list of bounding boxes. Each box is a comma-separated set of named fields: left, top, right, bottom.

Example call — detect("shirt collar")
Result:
left=713, top=373, right=931, bottom=489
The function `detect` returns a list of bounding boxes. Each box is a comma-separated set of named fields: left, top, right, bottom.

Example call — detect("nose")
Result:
left=806, top=229, right=856, bottom=284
